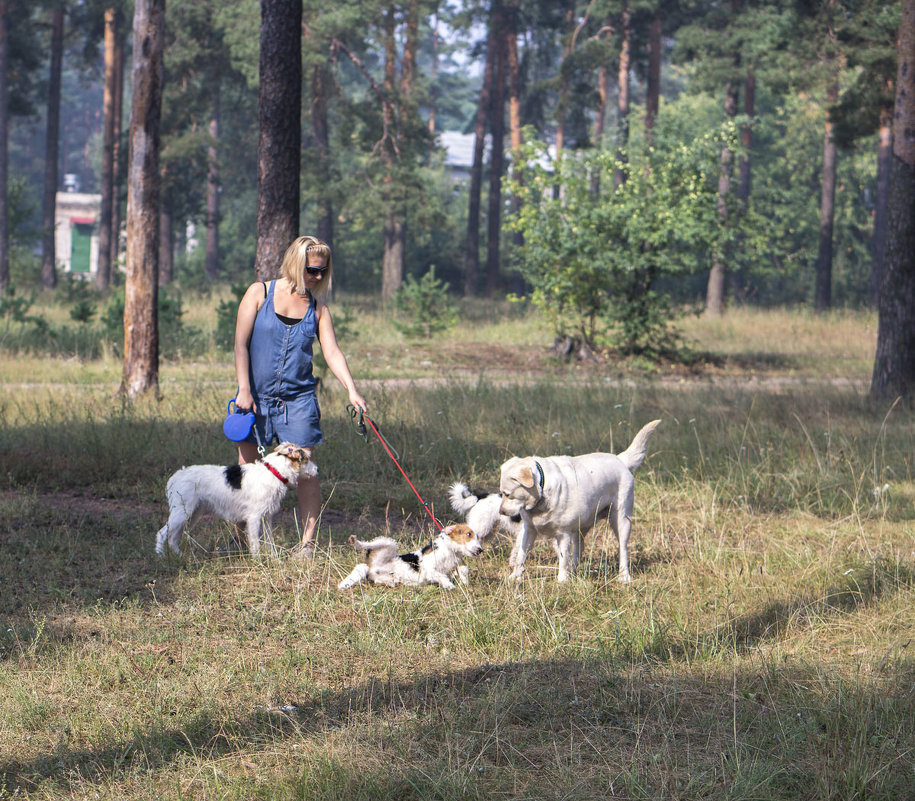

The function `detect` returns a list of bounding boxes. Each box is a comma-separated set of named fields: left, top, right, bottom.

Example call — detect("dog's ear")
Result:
left=516, top=463, right=537, bottom=491
left=443, top=524, right=475, bottom=542
left=501, top=457, right=534, bottom=492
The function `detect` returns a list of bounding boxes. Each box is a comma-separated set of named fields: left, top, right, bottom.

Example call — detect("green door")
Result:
left=71, top=222, right=93, bottom=273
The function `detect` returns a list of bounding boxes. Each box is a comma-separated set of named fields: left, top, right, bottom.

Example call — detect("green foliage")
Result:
left=99, top=289, right=205, bottom=360
left=392, top=266, right=459, bottom=340
left=508, top=117, right=745, bottom=357
left=214, top=281, right=250, bottom=352
left=68, top=299, right=97, bottom=325
left=0, top=290, right=45, bottom=348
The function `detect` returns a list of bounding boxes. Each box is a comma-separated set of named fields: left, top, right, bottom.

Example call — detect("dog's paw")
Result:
left=616, top=571, right=633, bottom=584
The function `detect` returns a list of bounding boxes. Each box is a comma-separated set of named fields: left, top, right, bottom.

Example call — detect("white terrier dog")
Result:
left=448, top=482, right=523, bottom=543
left=337, top=524, right=484, bottom=590
left=155, top=442, right=317, bottom=556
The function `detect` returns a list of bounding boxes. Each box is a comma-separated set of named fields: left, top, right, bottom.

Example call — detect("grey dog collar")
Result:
left=534, top=460, right=545, bottom=493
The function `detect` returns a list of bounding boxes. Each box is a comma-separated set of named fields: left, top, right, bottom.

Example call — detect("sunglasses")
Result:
left=305, top=265, right=328, bottom=277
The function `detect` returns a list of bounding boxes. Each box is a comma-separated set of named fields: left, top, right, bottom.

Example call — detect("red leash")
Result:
left=349, top=406, right=443, bottom=532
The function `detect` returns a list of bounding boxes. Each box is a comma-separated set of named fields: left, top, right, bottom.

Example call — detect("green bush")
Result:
left=507, top=116, right=750, bottom=359
left=392, top=266, right=458, bottom=339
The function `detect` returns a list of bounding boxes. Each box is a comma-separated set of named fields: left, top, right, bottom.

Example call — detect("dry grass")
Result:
left=1, top=304, right=913, bottom=799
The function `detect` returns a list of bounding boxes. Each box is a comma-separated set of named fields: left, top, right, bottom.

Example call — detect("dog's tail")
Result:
left=351, top=535, right=398, bottom=553
left=449, top=482, right=483, bottom=515
left=618, top=419, right=661, bottom=472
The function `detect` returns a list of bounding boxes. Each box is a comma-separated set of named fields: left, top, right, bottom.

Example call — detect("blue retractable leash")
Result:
left=347, top=404, right=443, bottom=531
left=223, top=398, right=266, bottom=457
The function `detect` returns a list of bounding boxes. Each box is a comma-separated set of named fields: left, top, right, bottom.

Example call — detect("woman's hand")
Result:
left=348, top=388, right=368, bottom=414
left=236, top=388, right=256, bottom=414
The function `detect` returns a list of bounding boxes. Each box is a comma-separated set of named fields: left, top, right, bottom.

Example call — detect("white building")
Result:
left=54, top=191, right=101, bottom=277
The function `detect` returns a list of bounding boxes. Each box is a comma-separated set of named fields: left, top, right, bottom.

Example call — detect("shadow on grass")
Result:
left=1, top=655, right=913, bottom=798
left=722, top=559, right=915, bottom=653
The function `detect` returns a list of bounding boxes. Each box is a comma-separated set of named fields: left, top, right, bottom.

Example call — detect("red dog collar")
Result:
left=265, top=462, right=288, bottom=484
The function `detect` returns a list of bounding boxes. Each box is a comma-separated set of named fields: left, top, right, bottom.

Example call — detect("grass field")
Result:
left=1, top=300, right=913, bottom=799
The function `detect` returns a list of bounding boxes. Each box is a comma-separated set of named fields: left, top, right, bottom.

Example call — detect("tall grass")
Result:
left=1, top=304, right=913, bottom=799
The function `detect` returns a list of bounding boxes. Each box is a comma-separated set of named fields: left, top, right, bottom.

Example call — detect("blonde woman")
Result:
left=233, top=236, right=367, bottom=559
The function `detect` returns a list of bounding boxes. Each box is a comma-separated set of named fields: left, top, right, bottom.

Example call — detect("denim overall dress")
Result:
left=246, top=281, right=322, bottom=447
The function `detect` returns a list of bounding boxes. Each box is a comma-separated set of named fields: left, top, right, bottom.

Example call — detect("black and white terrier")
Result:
left=337, top=524, right=484, bottom=590
left=448, top=481, right=524, bottom=543
left=155, top=442, right=317, bottom=556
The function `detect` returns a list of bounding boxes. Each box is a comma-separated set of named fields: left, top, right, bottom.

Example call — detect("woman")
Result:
left=234, top=235, right=367, bottom=559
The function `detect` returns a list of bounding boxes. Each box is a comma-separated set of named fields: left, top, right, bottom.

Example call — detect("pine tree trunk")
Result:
left=552, top=0, right=576, bottom=200
left=255, top=0, right=302, bottom=281
left=205, top=88, right=220, bottom=283
left=311, top=63, right=334, bottom=250
left=465, top=7, right=497, bottom=297
left=733, top=70, right=755, bottom=300
left=613, top=6, right=631, bottom=190
left=110, top=24, right=125, bottom=271
left=705, top=80, right=739, bottom=318
left=505, top=0, right=525, bottom=293
left=96, top=7, right=118, bottom=290
left=380, top=5, right=403, bottom=303
left=814, top=81, right=838, bottom=312
left=645, top=14, right=661, bottom=141
left=428, top=9, right=439, bottom=142
left=870, top=106, right=892, bottom=306
left=41, top=3, right=64, bottom=289
left=122, top=0, right=165, bottom=400
left=485, top=14, right=506, bottom=298
left=0, top=1, right=10, bottom=295
left=871, top=0, right=915, bottom=401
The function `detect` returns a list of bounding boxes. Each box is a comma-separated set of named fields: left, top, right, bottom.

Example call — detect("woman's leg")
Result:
left=238, top=441, right=260, bottom=465
left=296, top=473, right=321, bottom=555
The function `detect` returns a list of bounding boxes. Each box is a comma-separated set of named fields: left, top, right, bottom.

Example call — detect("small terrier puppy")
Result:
left=337, top=524, right=484, bottom=590
left=155, top=442, right=317, bottom=556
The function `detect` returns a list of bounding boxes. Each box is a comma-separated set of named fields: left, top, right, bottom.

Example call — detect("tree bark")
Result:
left=645, top=13, right=661, bottom=142
left=464, top=6, right=497, bottom=297
left=110, top=24, right=125, bottom=271
left=255, top=0, right=302, bottom=281
left=814, top=80, right=838, bottom=312
left=553, top=0, right=576, bottom=166
left=705, top=79, right=739, bottom=318
left=871, top=0, right=915, bottom=401
left=205, top=87, right=220, bottom=282
left=380, top=5, right=402, bottom=302
left=870, top=105, right=892, bottom=306
left=428, top=6, right=439, bottom=143
left=41, top=3, right=64, bottom=290
left=0, top=1, right=9, bottom=295
left=613, top=5, right=631, bottom=190
left=311, top=62, right=334, bottom=249
left=485, top=7, right=506, bottom=297
left=122, top=0, right=165, bottom=400
left=505, top=0, right=524, bottom=292
left=733, top=70, right=755, bottom=300
left=96, top=7, right=118, bottom=290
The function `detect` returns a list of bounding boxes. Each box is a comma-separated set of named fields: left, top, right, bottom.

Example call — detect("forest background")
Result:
left=0, top=0, right=902, bottom=354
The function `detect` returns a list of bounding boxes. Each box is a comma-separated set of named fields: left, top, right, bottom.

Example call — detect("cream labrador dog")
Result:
left=498, top=419, right=661, bottom=583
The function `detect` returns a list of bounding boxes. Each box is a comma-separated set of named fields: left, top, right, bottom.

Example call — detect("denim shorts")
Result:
left=248, top=393, right=323, bottom=448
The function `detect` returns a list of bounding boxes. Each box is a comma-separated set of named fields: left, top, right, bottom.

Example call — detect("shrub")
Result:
left=392, top=266, right=459, bottom=339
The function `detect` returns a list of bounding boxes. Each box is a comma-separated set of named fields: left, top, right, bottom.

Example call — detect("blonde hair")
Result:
left=279, top=235, right=334, bottom=299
